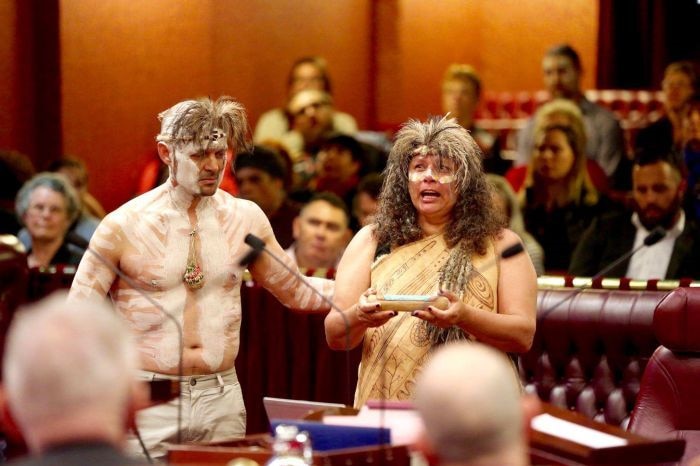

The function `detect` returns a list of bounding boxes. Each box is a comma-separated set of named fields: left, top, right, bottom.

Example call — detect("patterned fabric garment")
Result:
left=354, top=233, right=499, bottom=408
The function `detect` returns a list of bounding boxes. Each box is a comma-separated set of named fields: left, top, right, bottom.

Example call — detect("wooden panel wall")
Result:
left=0, top=1, right=35, bottom=159
left=1, top=0, right=597, bottom=211
left=59, top=0, right=372, bottom=211
left=374, top=0, right=598, bottom=125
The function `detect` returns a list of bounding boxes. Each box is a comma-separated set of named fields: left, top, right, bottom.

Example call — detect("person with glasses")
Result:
left=15, top=172, right=83, bottom=268
left=253, top=56, right=357, bottom=160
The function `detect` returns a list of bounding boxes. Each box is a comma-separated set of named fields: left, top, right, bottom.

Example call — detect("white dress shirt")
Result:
left=626, top=211, right=685, bottom=279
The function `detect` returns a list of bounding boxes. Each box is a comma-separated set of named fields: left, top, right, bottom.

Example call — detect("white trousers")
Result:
left=129, top=367, right=247, bottom=460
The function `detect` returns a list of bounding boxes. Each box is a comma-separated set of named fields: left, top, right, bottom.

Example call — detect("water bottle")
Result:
left=265, top=424, right=313, bottom=466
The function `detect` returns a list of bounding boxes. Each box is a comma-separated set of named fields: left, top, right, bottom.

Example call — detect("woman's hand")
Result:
left=356, top=288, right=397, bottom=328
left=410, top=290, right=468, bottom=328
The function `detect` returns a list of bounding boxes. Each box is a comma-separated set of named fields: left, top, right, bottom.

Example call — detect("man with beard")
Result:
left=515, top=44, right=625, bottom=187
left=68, top=97, right=333, bottom=459
left=569, top=149, right=700, bottom=279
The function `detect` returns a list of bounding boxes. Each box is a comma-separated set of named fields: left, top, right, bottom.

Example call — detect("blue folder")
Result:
left=270, top=419, right=391, bottom=451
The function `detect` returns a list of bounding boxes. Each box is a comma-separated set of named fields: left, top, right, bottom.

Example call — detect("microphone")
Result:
left=238, top=234, right=265, bottom=267
left=540, top=226, right=667, bottom=319
left=66, top=231, right=184, bottom=454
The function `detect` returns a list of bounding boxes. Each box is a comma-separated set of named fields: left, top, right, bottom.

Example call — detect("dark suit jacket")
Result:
left=569, top=211, right=700, bottom=280
left=8, top=442, right=146, bottom=466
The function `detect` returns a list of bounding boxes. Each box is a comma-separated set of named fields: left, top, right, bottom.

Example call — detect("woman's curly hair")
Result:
left=374, top=115, right=505, bottom=298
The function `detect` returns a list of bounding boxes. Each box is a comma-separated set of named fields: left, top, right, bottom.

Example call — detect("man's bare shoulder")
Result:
left=108, top=186, right=168, bottom=219
left=212, top=191, right=270, bottom=226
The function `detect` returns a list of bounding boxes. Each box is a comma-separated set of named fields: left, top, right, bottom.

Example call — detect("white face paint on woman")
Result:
left=170, top=141, right=228, bottom=197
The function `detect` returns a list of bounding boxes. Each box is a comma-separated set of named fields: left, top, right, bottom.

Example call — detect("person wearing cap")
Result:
left=68, top=96, right=334, bottom=459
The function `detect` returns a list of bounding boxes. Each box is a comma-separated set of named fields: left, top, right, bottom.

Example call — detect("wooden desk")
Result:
left=529, top=404, right=685, bottom=465
left=167, top=403, right=684, bottom=466
left=168, top=435, right=410, bottom=466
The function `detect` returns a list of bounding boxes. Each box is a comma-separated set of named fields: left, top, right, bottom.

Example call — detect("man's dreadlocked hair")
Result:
left=373, top=115, right=505, bottom=344
left=156, top=96, right=251, bottom=153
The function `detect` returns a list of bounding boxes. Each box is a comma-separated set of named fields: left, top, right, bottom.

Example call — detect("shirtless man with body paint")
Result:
left=68, top=97, right=333, bottom=459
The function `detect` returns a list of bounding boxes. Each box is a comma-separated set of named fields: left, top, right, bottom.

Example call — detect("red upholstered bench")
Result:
left=519, top=288, right=670, bottom=428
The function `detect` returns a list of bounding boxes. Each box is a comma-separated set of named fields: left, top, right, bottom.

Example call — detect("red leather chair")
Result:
left=519, top=288, right=669, bottom=428
left=628, top=287, right=700, bottom=465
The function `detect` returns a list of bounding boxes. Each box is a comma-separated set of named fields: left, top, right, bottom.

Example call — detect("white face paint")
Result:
left=408, top=165, right=456, bottom=184
left=170, top=141, right=228, bottom=197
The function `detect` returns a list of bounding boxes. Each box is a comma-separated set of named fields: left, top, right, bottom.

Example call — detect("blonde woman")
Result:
left=518, top=123, right=607, bottom=273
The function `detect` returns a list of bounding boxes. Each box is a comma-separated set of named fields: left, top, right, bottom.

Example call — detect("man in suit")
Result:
left=570, top=149, right=700, bottom=280
left=2, top=292, right=148, bottom=465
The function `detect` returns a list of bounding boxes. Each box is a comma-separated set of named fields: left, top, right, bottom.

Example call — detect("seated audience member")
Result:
left=636, top=61, right=698, bottom=154
left=254, top=56, right=357, bottom=158
left=15, top=173, right=83, bottom=268
left=518, top=124, right=605, bottom=273
left=507, top=99, right=609, bottom=195
left=285, top=192, right=351, bottom=271
left=285, top=89, right=343, bottom=158
left=2, top=292, right=147, bottom=465
left=413, top=342, right=539, bottom=466
left=682, top=93, right=700, bottom=220
left=516, top=44, right=625, bottom=187
left=233, top=145, right=300, bottom=248
left=352, top=173, right=384, bottom=228
left=441, top=63, right=511, bottom=175
left=312, top=134, right=369, bottom=209
left=487, top=174, right=545, bottom=276
left=570, top=149, right=700, bottom=280
left=0, top=151, right=35, bottom=236
left=17, top=158, right=102, bottom=251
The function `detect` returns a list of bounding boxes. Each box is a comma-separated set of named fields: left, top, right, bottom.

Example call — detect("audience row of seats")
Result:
left=476, top=89, right=664, bottom=121
left=475, top=89, right=665, bottom=153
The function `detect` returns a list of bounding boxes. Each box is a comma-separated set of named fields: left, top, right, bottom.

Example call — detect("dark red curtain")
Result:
left=597, top=0, right=700, bottom=89
left=237, top=283, right=362, bottom=434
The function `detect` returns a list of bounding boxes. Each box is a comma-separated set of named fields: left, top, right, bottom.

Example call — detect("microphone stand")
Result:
left=67, top=233, right=183, bottom=460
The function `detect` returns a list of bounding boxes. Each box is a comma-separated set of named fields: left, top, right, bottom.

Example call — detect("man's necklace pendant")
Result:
left=183, top=227, right=205, bottom=289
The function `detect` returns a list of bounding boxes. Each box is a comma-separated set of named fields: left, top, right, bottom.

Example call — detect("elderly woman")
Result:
left=16, top=172, right=83, bottom=268
left=324, top=116, right=537, bottom=408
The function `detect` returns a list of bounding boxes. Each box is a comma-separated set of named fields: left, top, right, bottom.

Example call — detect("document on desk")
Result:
left=531, top=413, right=628, bottom=448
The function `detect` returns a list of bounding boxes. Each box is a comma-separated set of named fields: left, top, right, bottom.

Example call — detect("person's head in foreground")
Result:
left=413, top=342, right=539, bottom=466
left=2, top=292, right=146, bottom=455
